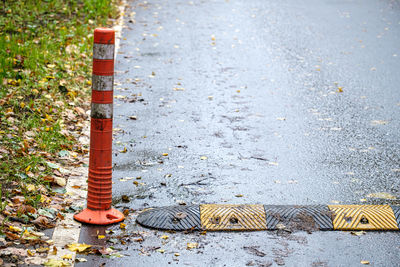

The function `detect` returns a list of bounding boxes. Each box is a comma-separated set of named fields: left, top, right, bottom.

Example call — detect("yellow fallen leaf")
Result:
left=27, top=249, right=35, bottom=256
left=361, top=260, right=370, bottom=265
left=337, top=87, right=343, bottom=93
left=62, top=254, right=72, bottom=260
left=366, top=192, right=396, bottom=200
left=98, top=235, right=105, bottom=239
left=162, top=153, right=169, bottom=156
left=157, top=249, right=165, bottom=253
left=26, top=184, right=36, bottom=192
left=120, top=223, right=126, bottom=230
left=44, top=259, right=71, bottom=267
left=200, top=156, right=207, bottom=160
left=235, top=194, right=243, bottom=197
left=351, top=231, right=366, bottom=236
left=120, top=147, right=127, bottom=153
left=187, top=242, right=198, bottom=250
left=67, top=243, right=91, bottom=253
left=174, top=253, right=180, bottom=256
left=160, top=235, right=169, bottom=240
left=9, top=225, right=22, bottom=233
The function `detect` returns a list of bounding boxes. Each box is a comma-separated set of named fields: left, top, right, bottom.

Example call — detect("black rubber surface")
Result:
left=391, top=206, right=400, bottom=229
left=136, top=205, right=201, bottom=230
left=264, top=205, right=334, bottom=231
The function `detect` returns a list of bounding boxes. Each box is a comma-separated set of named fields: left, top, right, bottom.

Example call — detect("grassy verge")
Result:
left=0, top=0, right=118, bottom=233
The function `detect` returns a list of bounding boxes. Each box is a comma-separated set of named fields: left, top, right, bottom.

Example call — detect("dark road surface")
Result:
left=78, top=0, right=400, bottom=266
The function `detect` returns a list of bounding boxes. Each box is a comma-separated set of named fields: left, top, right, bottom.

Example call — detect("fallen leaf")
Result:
left=67, top=243, right=91, bottom=253
left=32, top=216, right=54, bottom=228
left=200, top=156, right=207, bottom=160
left=36, top=247, right=49, bottom=253
left=44, top=259, right=71, bottom=267
left=361, top=260, right=370, bottom=265
left=9, top=225, right=23, bottom=233
left=187, top=242, right=198, bottom=250
left=157, top=249, right=165, bottom=253
left=97, top=247, right=113, bottom=255
left=62, top=254, right=72, bottom=260
left=75, top=258, right=87, bottom=262
left=54, top=177, right=66, bottom=187
left=120, top=223, right=126, bottom=230
left=162, top=153, right=169, bottom=156
left=351, top=231, right=366, bottom=236
left=235, top=194, right=243, bottom=197
left=160, top=235, right=169, bottom=240
left=123, top=209, right=130, bottom=216
left=98, top=235, right=105, bottom=239
left=122, top=195, right=130, bottom=202
left=26, top=184, right=36, bottom=192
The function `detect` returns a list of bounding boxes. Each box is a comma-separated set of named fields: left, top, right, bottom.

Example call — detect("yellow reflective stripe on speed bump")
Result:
left=328, top=205, right=399, bottom=230
left=200, top=204, right=267, bottom=231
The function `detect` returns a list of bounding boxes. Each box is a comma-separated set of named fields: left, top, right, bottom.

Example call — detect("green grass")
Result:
left=0, top=0, right=118, bottom=221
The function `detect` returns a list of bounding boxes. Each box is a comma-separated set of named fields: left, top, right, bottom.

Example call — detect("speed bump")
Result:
left=136, top=204, right=400, bottom=232
left=200, top=204, right=267, bottom=231
left=328, top=205, right=399, bottom=231
left=264, top=205, right=333, bottom=230
left=136, top=205, right=201, bottom=230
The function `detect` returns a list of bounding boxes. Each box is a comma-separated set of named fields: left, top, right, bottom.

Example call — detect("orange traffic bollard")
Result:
left=74, top=28, right=124, bottom=225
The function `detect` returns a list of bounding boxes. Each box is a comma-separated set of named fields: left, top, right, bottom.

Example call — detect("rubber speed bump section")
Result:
left=328, top=205, right=399, bottom=231
left=200, top=204, right=267, bottom=231
left=136, top=205, right=201, bottom=231
left=392, top=206, right=400, bottom=229
left=264, top=205, right=333, bottom=231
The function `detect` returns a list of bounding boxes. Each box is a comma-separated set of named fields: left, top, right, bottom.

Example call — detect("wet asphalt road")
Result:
left=78, top=0, right=400, bottom=266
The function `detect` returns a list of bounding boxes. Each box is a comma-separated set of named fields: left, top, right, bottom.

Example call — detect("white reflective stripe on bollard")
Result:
left=92, top=75, right=114, bottom=91
left=93, top=43, right=115, bottom=60
left=91, top=103, right=113, bottom=119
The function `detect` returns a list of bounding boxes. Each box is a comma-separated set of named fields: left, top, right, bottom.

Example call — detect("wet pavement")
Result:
left=77, top=0, right=400, bottom=266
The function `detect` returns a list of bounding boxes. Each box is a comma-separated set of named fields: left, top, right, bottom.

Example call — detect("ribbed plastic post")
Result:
left=74, top=28, right=124, bottom=225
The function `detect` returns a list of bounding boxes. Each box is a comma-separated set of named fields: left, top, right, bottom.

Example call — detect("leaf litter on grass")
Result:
left=0, top=0, right=123, bottom=265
